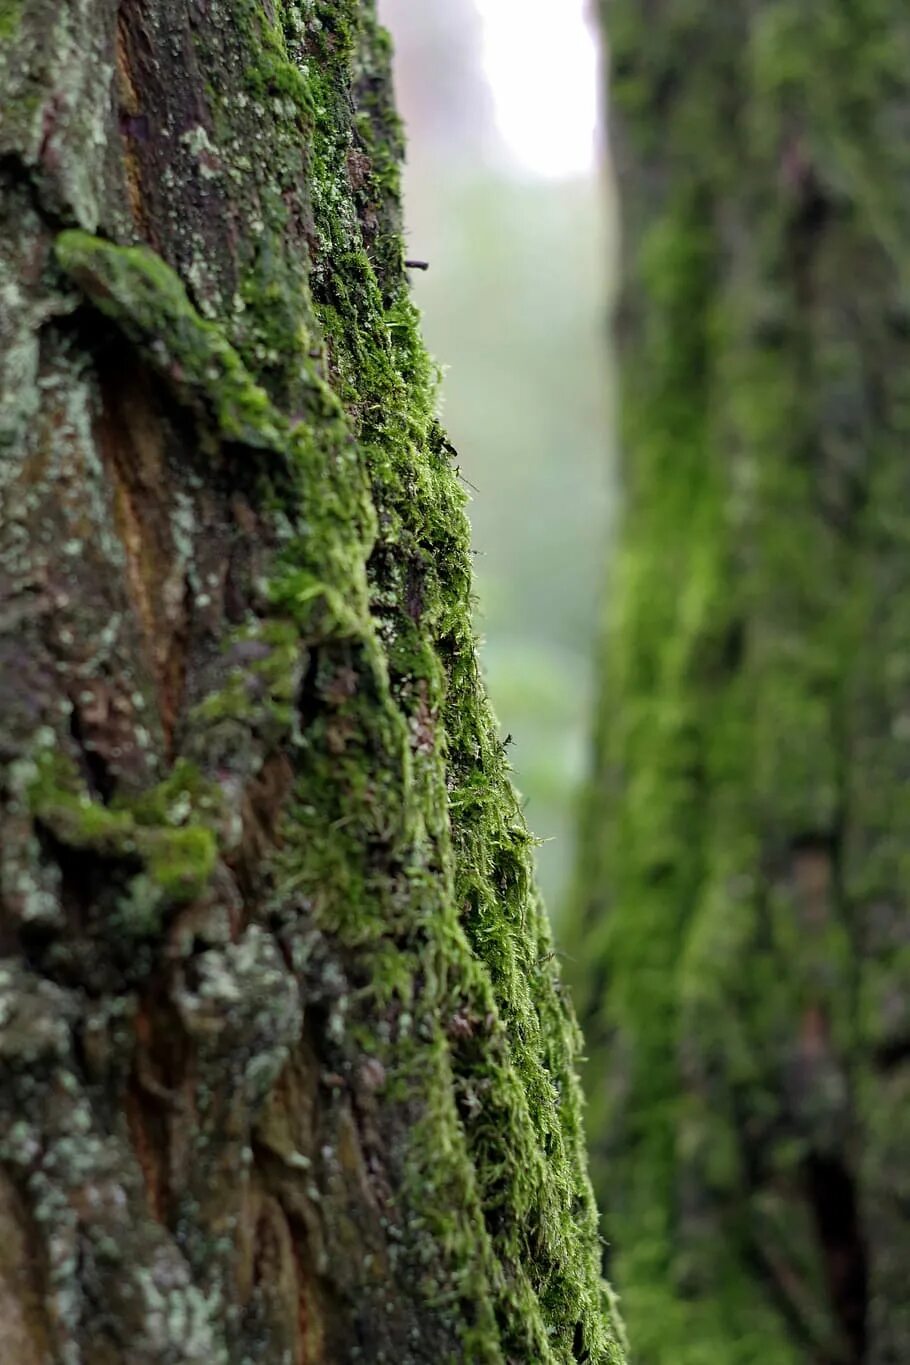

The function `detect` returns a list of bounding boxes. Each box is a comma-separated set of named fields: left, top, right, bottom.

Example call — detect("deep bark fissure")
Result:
left=805, top=1154, right=868, bottom=1365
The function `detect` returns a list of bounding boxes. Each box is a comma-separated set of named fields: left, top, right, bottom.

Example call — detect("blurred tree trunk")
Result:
left=0, top=3, right=624, bottom=1362
left=568, top=3, right=910, bottom=1363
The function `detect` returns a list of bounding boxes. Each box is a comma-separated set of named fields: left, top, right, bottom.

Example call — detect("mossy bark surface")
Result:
left=0, top=3, right=623, bottom=1361
left=568, top=3, right=910, bottom=1363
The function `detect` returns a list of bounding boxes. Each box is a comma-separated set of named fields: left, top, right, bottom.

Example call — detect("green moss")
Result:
left=191, top=620, right=304, bottom=743
left=0, top=1, right=23, bottom=41
left=125, top=757, right=225, bottom=829
left=140, top=825, right=217, bottom=899
left=276, top=19, right=618, bottom=1350
left=26, top=750, right=220, bottom=930
left=44, top=3, right=623, bottom=1357
left=55, top=231, right=290, bottom=448
left=234, top=3, right=620, bottom=1356
left=569, top=1, right=910, bottom=1361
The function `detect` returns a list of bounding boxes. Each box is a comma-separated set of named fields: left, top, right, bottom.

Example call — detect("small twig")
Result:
left=405, top=258, right=430, bottom=271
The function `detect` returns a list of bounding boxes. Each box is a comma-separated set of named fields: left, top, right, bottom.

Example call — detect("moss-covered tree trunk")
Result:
left=568, top=4, right=910, bottom=1363
left=0, top=4, right=624, bottom=1361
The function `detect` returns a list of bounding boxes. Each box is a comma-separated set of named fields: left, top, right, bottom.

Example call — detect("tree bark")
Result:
left=0, top=3, right=624, bottom=1361
left=568, top=4, right=910, bottom=1363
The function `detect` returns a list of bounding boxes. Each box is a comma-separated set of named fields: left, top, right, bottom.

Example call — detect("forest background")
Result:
left=378, top=0, right=612, bottom=910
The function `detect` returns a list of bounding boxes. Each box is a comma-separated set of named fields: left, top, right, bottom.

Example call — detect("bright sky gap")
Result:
left=473, top=0, right=599, bottom=179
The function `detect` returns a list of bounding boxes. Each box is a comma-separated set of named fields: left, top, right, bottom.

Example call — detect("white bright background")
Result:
left=474, top=0, right=599, bottom=178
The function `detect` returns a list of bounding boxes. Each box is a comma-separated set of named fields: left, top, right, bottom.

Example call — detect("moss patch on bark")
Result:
left=568, top=2, right=910, bottom=1362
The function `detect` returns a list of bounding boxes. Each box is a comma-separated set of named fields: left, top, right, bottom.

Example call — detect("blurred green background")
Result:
left=379, top=0, right=615, bottom=909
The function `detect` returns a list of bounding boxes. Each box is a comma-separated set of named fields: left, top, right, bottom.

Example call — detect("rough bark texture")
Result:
left=0, top=3, right=624, bottom=1361
left=567, top=3, right=910, bottom=1363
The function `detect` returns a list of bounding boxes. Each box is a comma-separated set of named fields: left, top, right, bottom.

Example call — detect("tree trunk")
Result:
left=0, top=4, right=623, bottom=1361
left=568, top=3, right=910, bottom=1363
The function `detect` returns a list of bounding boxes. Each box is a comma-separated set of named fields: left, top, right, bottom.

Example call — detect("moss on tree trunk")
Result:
left=567, top=3, right=910, bottom=1363
left=0, top=3, right=623, bottom=1360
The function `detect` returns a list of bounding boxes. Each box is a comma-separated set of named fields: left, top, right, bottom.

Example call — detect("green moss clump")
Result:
left=26, top=750, right=219, bottom=932
left=0, top=1, right=23, bottom=41
left=55, top=231, right=289, bottom=448
left=266, top=8, right=621, bottom=1355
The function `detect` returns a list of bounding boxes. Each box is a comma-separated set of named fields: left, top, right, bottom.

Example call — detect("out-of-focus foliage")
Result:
left=566, top=2, right=910, bottom=1362
left=380, top=0, right=613, bottom=907
left=410, top=175, right=612, bottom=907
